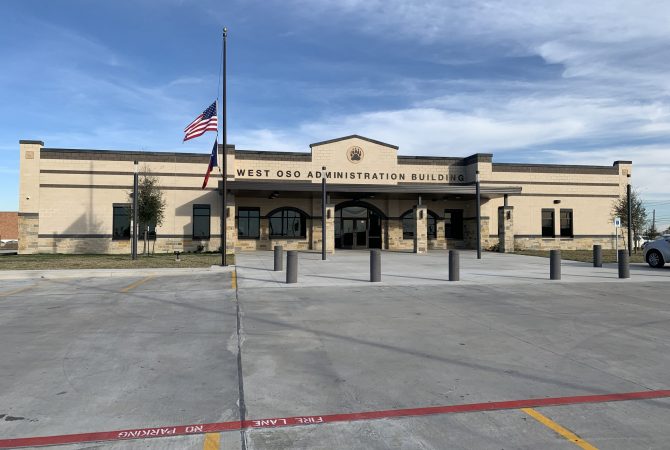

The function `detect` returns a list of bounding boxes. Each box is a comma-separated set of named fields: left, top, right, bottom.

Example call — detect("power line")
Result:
left=643, top=200, right=670, bottom=205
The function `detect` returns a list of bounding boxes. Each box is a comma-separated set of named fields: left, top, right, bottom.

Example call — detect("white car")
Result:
left=643, top=235, right=670, bottom=268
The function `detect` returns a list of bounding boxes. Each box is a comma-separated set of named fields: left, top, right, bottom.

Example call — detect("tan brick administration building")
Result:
left=18, top=136, right=631, bottom=255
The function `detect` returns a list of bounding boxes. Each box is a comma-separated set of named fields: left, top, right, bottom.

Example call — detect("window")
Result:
left=401, top=209, right=439, bottom=239
left=238, top=208, right=260, bottom=239
left=193, top=204, right=211, bottom=240
left=560, top=209, right=573, bottom=238
left=401, top=210, right=414, bottom=239
left=444, top=209, right=464, bottom=239
left=427, top=211, right=438, bottom=239
left=542, top=209, right=555, bottom=238
left=269, top=208, right=306, bottom=238
left=112, top=205, right=130, bottom=240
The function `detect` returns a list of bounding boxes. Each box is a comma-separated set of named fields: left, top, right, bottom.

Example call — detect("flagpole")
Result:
left=221, top=27, right=228, bottom=266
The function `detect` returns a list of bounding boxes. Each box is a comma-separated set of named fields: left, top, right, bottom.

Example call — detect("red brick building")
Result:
left=0, top=212, right=18, bottom=241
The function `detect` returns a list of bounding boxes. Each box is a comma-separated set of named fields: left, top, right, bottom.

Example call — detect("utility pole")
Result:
left=132, top=160, right=138, bottom=260
left=653, top=209, right=656, bottom=230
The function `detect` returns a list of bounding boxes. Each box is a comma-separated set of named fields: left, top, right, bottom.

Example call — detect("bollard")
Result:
left=618, top=249, right=630, bottom=279
left=449, top=250, right=460, bottom=281
left=370, top=249, right=381, bottom=282
left=286, top=251, right=298, bottom=283
left=274, top=245, right=283, bottom=271
left=593, top=244, right=602, bottom=268
left=550, top=249, right=561, bottom=280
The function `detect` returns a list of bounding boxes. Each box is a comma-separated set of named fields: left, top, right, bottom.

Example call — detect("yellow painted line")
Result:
left=120, top=276, right=154, bottom=293
left=202, top=432, right=220, bottom=450
left=0, top=285, right=35, bottom=298
left=232, top=269, right=237, bottom=290
left=522, top=408, right=598, bottom=450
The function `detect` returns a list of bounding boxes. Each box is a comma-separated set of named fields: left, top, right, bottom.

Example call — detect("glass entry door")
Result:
left=342, top=218, right=367, bottom=248
left=336, top=204, right=384, bottom=249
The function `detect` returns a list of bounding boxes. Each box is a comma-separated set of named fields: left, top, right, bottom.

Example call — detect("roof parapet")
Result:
left=309, top=135, right=399, bottom=150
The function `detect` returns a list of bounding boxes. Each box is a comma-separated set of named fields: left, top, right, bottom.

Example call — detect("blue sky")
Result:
left=1, top=0, right=669, bottom=230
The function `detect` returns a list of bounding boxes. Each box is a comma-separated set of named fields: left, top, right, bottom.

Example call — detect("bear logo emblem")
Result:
left=347, top=146, right=364, bottom=164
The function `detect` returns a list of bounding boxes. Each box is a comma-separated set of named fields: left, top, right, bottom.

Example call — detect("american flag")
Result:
left=183, top=101, right=218, bottom=141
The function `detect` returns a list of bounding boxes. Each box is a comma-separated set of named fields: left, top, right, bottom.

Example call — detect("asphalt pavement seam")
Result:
left=234, top=267, right=248, bottom=450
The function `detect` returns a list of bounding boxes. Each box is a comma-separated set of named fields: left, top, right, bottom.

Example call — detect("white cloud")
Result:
left=228, top=0, right=670, bottom=205
left=235, top=93, right=667, bottom=157
left=234, top=96, right=670, bottom=198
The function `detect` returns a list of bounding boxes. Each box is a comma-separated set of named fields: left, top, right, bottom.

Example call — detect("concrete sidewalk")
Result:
left=0, top=264, right=233, bottom=280
left=235, top=249, right=669, bottom=289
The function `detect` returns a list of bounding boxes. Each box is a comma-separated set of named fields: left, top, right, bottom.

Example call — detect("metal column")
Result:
left=476, top=170, right=481, bottom=259
left=132, top=160, right=138, bottom=260
left=322, top=166, right=327, bottom=261
left=627, top=177, right=632, bottom=256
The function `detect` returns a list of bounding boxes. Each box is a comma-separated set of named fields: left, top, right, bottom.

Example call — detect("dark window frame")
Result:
left=542, top=209, right=555, bottom=238
left=268, top=207, right=307, bottom=239
left=560, top=209, right=574, bottom=238
left=237, top=207, right=261, bottom=240
left=193, top=204, right=211, bottom=240
left=427, top=211, right=438, bottom=239
left=401, top=209, right=439, bottom=240
left=401, top=210, right=414, bottom=240
left=112, top=204, right=131, bottom=241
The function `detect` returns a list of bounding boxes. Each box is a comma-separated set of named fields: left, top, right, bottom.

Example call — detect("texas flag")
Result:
left=202, top=139, right=218, bottom=189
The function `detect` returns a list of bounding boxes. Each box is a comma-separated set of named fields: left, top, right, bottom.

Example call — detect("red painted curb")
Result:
left=1, top=389, right=669, bottom=448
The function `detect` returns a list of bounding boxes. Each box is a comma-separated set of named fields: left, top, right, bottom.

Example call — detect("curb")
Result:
left=0, top=265, right=235, bottom=281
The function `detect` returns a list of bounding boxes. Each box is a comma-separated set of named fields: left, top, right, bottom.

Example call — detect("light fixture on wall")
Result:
left=268, top=191, right=279, bottom=199
left=553, top=200, right=561, bottom=204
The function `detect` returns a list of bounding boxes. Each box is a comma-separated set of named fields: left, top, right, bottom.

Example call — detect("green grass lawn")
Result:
left=0, top=253, right=234, bottom=270
left=516, top=249, right=645, bottom=264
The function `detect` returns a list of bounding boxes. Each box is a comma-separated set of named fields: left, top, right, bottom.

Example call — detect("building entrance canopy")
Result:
left=226, top=180, right=521, bottom=199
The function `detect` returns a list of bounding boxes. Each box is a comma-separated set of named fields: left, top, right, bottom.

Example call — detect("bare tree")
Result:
left=128, top=168, right=166, bottom=254
left=611, top=189, right=647, bottom=251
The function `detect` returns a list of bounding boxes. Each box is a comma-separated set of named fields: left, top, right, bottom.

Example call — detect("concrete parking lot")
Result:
left=1, top=250, right=669, bottom=449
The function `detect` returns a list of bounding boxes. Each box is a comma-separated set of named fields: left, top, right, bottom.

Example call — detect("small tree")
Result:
left=128, top=168, right=166, bottom=254
left=644, top=222, right=660, bottom=240
left=611, top=189, right=647, bottom=251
